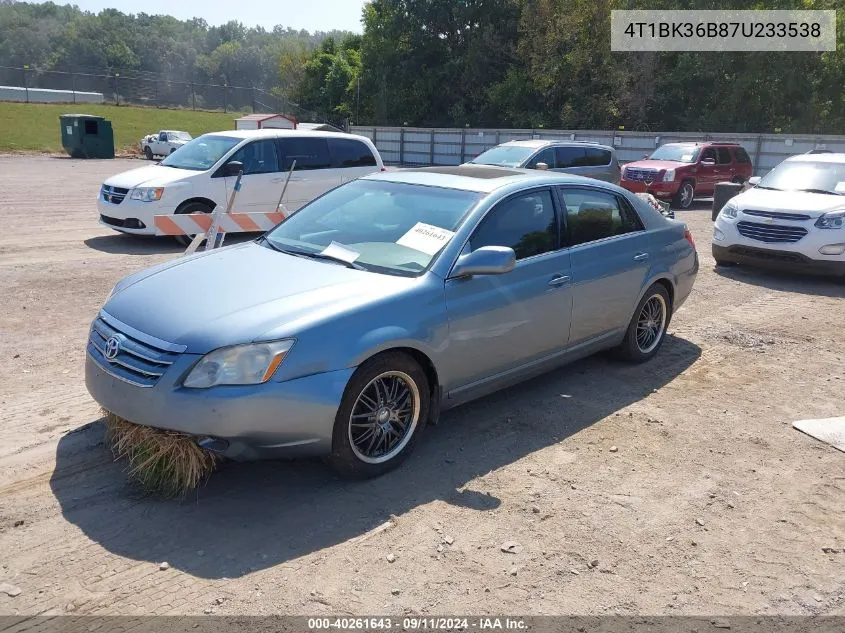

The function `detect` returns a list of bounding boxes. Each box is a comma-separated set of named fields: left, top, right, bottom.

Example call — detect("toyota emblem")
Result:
left=104, top=336, right=121, bottom=361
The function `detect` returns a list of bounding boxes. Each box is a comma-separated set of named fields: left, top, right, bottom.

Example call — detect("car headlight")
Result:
left=621, top=166, right=628, bottom=178
left=662, top=169, right=675, bottom=182
left=129, top=187, right=164, bottom=202
left=183, top=340, right=295, bottom=389
left=720, top=202, right=739, bottom=219
left=815, top=210, right=845, bottom=230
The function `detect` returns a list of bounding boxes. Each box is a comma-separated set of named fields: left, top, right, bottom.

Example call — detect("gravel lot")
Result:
left=0, top=156, right=843, bottom=616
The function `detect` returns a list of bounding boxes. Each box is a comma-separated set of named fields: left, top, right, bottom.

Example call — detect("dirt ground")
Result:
left=0, top=155, right=843, bottom=617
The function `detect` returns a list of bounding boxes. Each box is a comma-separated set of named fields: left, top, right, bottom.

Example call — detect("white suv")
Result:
left=98, top=129, right=384, bottom=236
left=712, top=153, right=845, bottom=278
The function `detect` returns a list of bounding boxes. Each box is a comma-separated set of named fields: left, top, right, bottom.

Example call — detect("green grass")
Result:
left=0, top=102, right=243, bottom=153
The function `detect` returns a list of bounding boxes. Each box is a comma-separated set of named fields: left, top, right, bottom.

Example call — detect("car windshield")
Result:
left=648, top=145, right=700, bottom=163
left=160, top=135, right=240, bottom=170
left=264, top=179, right=482, bottom=276
left=170, top=131, right=192, bottom=141
left=758, top=160, right=845, bottom=194
left=470, top=145, right=536, bottom=168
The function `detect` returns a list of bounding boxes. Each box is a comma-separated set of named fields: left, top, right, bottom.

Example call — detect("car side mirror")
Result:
left=222, top=161, right=243, bottom=177
left=747, top=176, right=761, bottom=186
left=450, top=246, right=516, bottom=278
left=534, top=162, right=549, bottom=171
left=701, top=158, right=716, bottom=166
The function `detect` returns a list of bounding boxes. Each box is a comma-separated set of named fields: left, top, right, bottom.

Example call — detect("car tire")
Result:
left=329, top=351, right=430, bottom=478
left=143, top=146, right=153, bottom=160
left=731, top=176, right=745, bottom=185
left=170, top=148, right=177, bottom=154
left=672, top=180, right=695, bottom=209
left=173, top=201, right=213, bottom=246
left=615, top=284, right=672, bottom=363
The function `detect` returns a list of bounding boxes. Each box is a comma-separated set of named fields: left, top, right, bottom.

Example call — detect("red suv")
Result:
left=620, top=142, right=753, bottom=209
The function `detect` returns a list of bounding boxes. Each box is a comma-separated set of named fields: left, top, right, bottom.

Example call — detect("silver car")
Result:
left=467, top=140, right=621, bottom=184
left=86, top=166, right=698, bottom=477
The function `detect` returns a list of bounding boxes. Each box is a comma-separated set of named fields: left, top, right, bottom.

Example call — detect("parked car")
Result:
left=621, top=142, right=753, bottom=209
left=140, top=130, right=193, bottom=160
left=86, top=166, right=699, bottom=477
left=99, top=129, right=384, bottom=240
left=712, top=152, right=845, bottom=277
left=467, top=140, right=621, bottom=185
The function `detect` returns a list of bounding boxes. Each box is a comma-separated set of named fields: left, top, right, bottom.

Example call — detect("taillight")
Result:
left=684, top=228, right=696, bottom=249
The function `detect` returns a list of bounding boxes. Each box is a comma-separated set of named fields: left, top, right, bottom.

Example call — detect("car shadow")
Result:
left=84, top=234, right=257, bottom=256
left=714, top=264, right=845, bottom=298
left=50, top=335, right=701, bottom=580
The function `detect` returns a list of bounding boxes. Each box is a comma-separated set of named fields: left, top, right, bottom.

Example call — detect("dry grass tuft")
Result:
left=103, top=410, right=220, bottom=498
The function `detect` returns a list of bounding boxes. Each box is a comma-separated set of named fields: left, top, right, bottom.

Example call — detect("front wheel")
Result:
left=143, top=146, right=153, bottom=160
left=330, top=352, right=430, bottom=478
left=672, top=181, right=695, bottom=209
left=173, top=201, right=213, bottom=246
left=615, top=284, right=672, bottom=363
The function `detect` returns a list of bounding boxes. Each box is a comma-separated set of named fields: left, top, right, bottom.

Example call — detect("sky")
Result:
left=64, top=0, right=369, bottom=33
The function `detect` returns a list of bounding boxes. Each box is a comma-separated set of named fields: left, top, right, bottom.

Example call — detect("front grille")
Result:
left=736, top=220, right=808, bottom=244
left=624, top=167, right=660, bottom=182
left=742, top=209, right=811, bottom=222
left=101, top=185, right=129, bottom=205
left=87, top=317, right=181, bottom=387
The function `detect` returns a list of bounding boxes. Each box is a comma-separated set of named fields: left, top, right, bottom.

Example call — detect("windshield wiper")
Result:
left=756, top=185, right=780, bottom=190
left=794, top=188, right=841, bottom=196
left=260, top=239, right=366, bottom=270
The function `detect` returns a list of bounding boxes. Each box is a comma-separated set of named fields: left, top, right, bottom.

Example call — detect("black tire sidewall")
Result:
left=619, top=284, right=672, bottom=362
left=673, top=181, right=695, bottom=209
left=144, top=147, right=153, bottom=160
left=330, top=352, right=430, bottom=478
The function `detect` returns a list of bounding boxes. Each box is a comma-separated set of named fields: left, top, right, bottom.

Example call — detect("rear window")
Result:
left=329, top=138, right=377, bottom=168
left=735, top=147, right=751, bottom=164
left=278, top=137, right=332, bottom=171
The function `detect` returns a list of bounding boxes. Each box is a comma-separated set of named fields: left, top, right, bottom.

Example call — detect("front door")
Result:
left=696, top=147, right=719, bottom=194
left=557, top=186, right=652, bottom=346
left=224, top=139, right=283, bottom=212
left=444, top=189, right=573, bottom=394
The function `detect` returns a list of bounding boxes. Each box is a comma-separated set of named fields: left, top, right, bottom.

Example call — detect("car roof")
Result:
left=200, top=129, right=357, bottom=141
left=661, top=141, right=741, bottom=147
left=362, top=165, right=606, bottom=193
left=784, top=152, right=845, bottom=164
left=500, top=139, right=613, bottom=150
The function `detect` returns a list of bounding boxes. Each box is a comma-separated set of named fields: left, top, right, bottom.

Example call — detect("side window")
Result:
left=555, top=146, right=587, bottom=169
left=584, top=148, right=612, bottom=167
left=159, top=132, right=167, bottom=142
left=700, top=148, right=717, bottom=163
left=716, top=148, right=732, bottom=164
left=328, top=138, right=378, bottom=167
left=469, top=190, right=557, bottom=260
left=527, top=148, right=556, bottom=169
left=735, top=147, right=751, bottom=164
left=229, top=139, right=280, bottom=175
left=278, top=137, right=332, bottom=171
left=561, top=188, right=642, bottom=247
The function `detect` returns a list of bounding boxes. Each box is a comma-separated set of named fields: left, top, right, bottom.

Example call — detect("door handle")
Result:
left=548, top=274, right=571, bottom=287
left=633, top=252, right=650, bottom=262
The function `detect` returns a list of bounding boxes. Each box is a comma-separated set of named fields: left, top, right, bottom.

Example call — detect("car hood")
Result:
left=626, top=160, right=693, bottom=172
left=103, top=242, right=415, bottom=353
left=735, top=188, right=845, bottom=218
left=103, top=164, right=195, bottom=188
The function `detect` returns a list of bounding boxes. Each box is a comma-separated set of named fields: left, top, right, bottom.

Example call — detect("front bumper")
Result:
left=97, top=197, right=176, bottom=236
left=712, top=244, right=845, bottom=276
left=620, top=179, right=679, bottom=199
left=85, top=351, right=354, bottom=461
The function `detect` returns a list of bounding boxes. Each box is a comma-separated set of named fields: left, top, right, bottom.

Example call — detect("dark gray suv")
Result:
left=467, top=140, right=621, bottom=185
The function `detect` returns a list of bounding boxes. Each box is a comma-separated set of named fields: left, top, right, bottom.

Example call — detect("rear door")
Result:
left=558, top=186, right=651, bottom=346
left=714, top=147, right=735, bottom=183
left=328, top=137, right=381, bottom=184
left=222, top=138, right=283, bottom=211
left=276, top=136, right=340, bottom=213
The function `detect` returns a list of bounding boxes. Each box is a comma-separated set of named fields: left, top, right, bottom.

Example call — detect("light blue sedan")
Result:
left=86, top=166, right=698, bottom=477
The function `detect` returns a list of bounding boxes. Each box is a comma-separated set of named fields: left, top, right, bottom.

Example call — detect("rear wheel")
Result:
left=143, top=146, right=153, bottom=160
left=672, top=180, right=695, bottom=209
left=173, top=201, right=213, bottom=246
left=615, top=284, right=672, bottom=363
left=329, top=352, right=430, bottom=478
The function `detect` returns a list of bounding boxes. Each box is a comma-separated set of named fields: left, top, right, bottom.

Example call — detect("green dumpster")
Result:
left=60, top=114, right=115, bottom=159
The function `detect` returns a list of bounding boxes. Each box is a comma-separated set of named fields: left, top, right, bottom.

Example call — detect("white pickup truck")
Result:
left=139, top=130, right=193, bottom=160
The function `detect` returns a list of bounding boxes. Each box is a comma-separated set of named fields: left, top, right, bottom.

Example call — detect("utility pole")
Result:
left=22, top=65, right=29, bottom=103
left=356, top=76, right=360, bottom=126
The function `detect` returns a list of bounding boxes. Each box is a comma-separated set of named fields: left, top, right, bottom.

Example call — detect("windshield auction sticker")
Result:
left=397, top=223, right=456, bottom=256
left=611, top=10, right=836, bottom=52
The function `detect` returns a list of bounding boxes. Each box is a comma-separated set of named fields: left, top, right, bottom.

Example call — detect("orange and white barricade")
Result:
left=153, top=210, right=286, bottom=237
